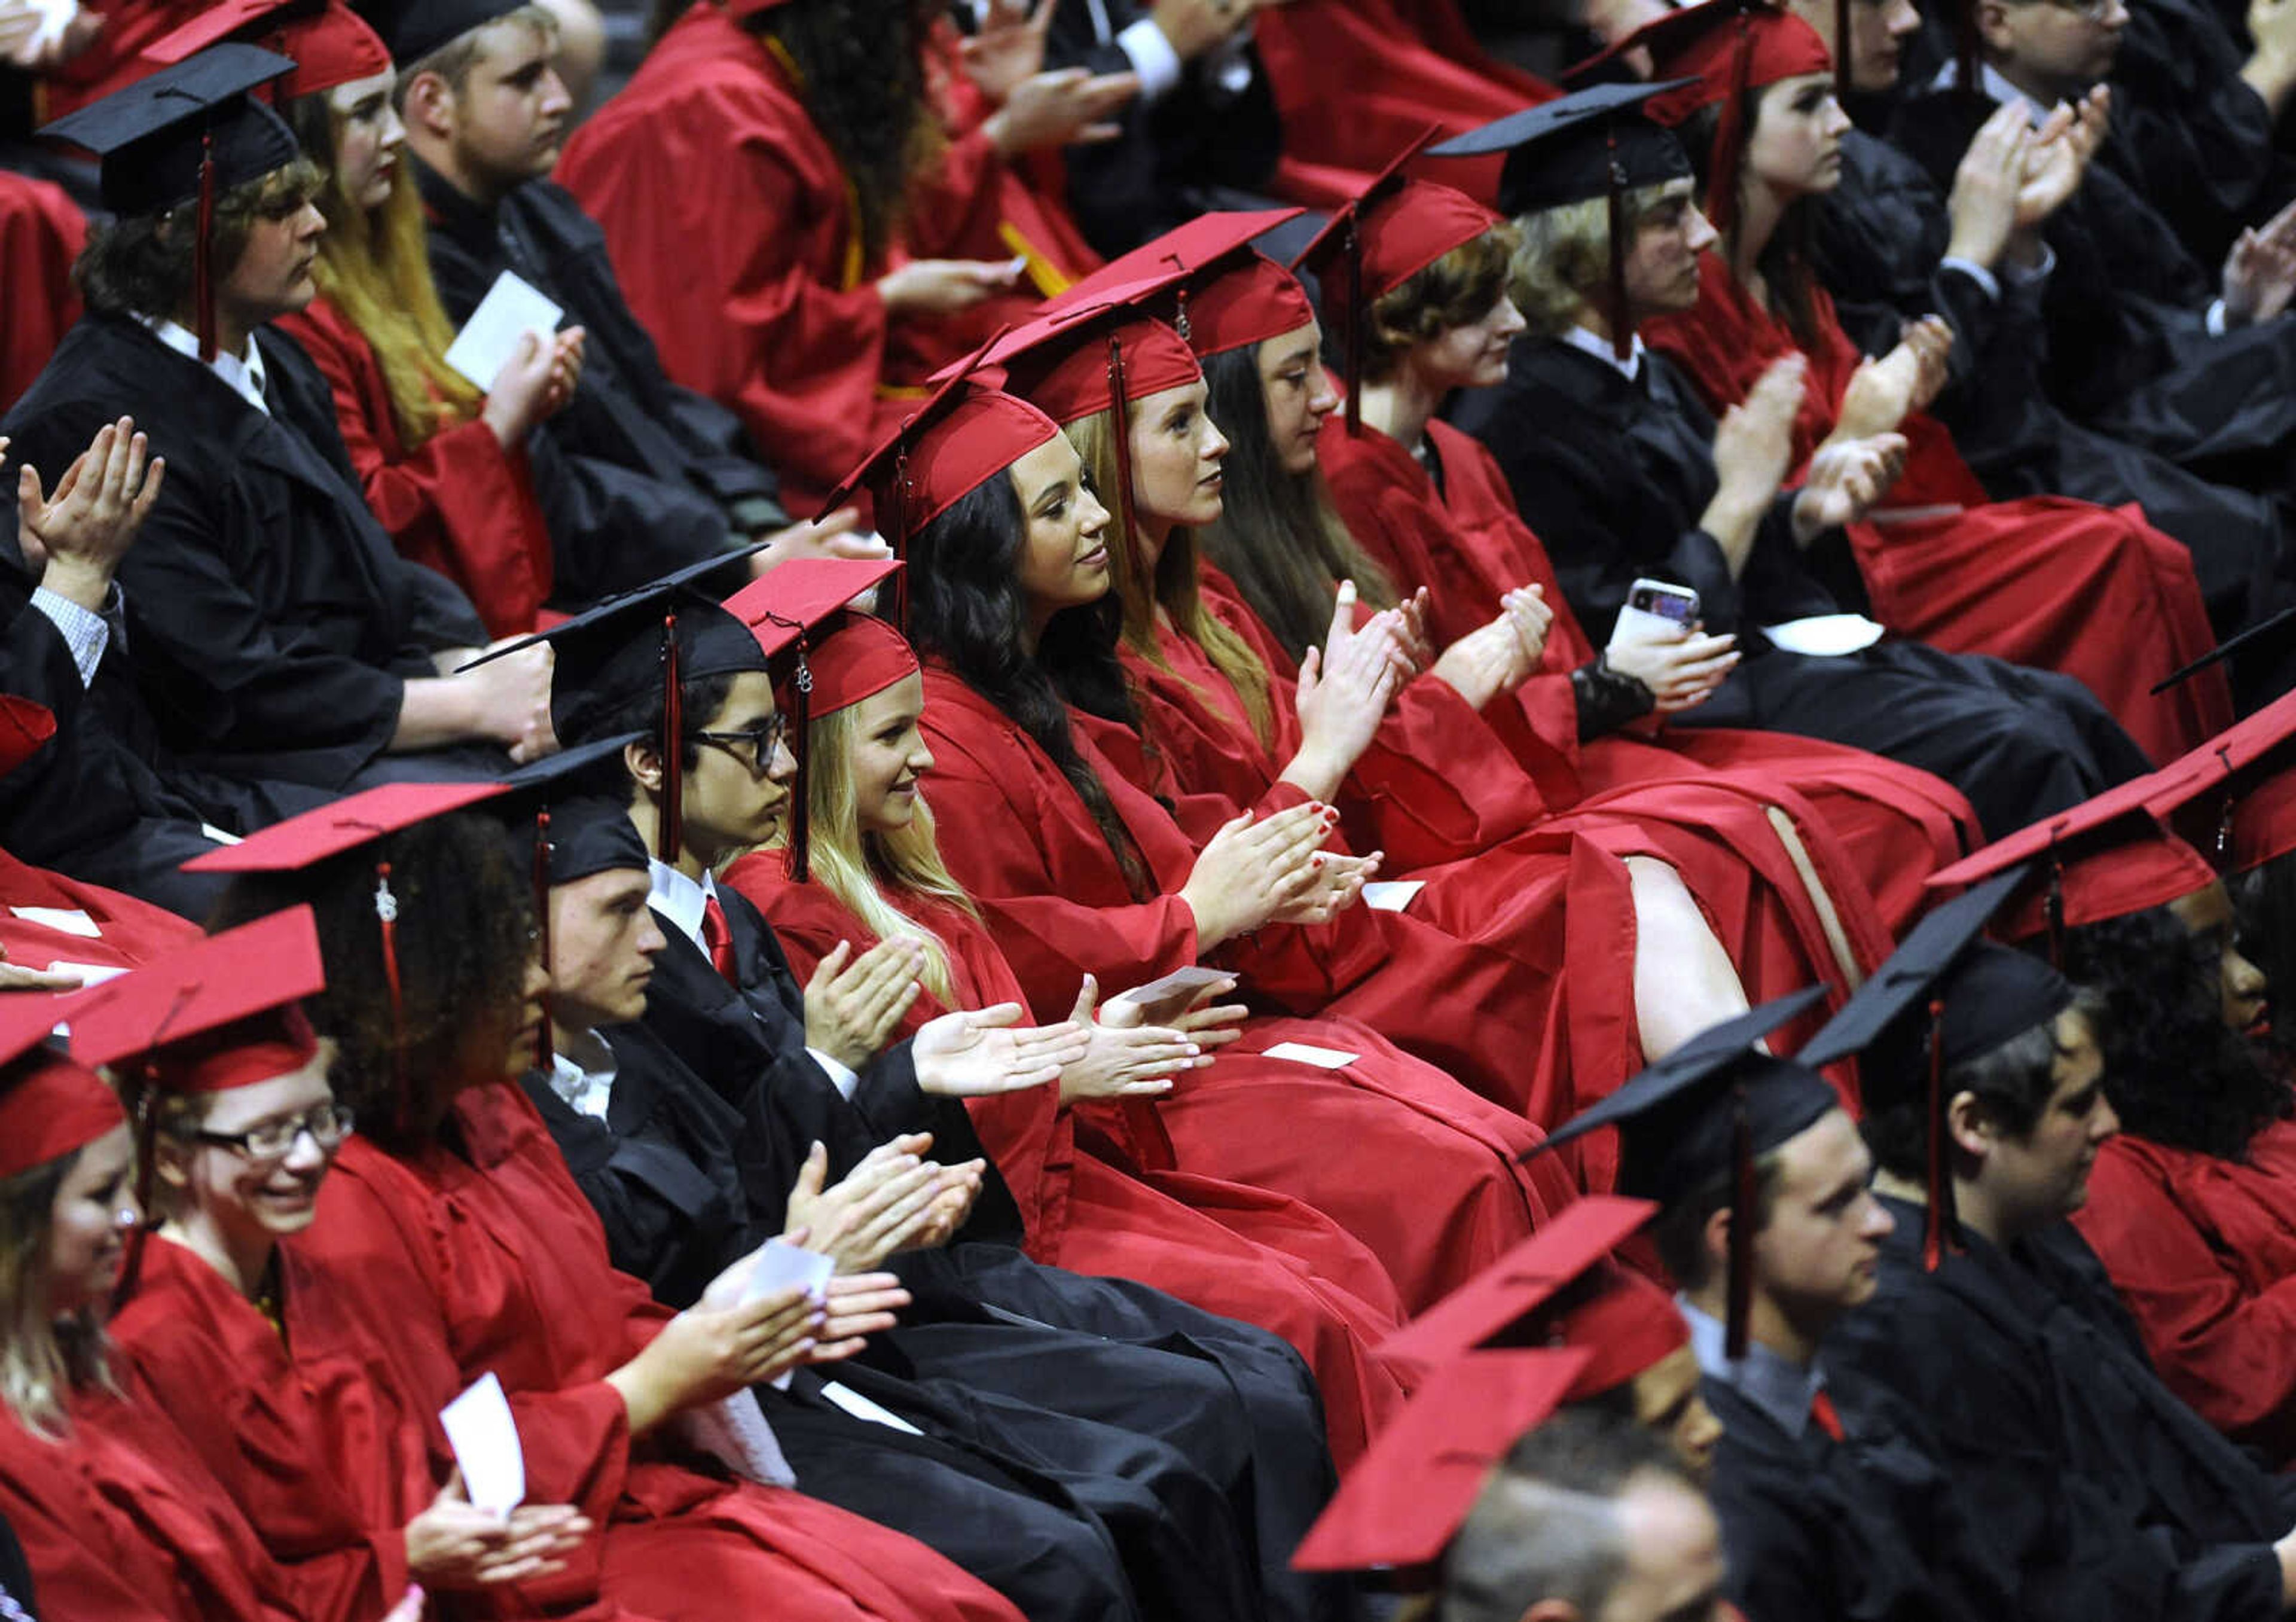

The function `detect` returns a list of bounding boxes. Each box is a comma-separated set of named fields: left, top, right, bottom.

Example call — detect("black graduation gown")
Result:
left=416, top=159, right=787, bottom=605
left=518, top=1038, right=1164, bottom=1622
left=637, top=884, right=1351, bottom=1622
left=1701, top=1365, right=2022, bottom=1622
left=1045, top=0, right=1286, bottom=256
left=1825, top=1198, right=2283, bottom=1622
left=1810, top=125, right=2291, bottom=639
left=0, top=313, right=499, bottom=793
left=1449, top=337, right=2150, bottom=837
left=1891, top=88, right=2296, bottom=522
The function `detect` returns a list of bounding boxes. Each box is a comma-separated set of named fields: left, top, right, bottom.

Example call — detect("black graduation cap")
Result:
left=40, top=44, right=302, bottom=361
left=1538, top=987, right=1838, bottom=1356
left=1428, top=81, right=1695, bottom=362
left=366, top=0, right=524, bottom=66
left=1802, top=868, right=2071, bottom=1270
left=494, top=732, right=649, bottom=1071
left=461, top=541, right=771, bottom=864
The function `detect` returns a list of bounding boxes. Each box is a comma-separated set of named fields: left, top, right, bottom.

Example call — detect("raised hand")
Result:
left=1711, top=354, right=1805, bottom=510
left=809, top=1272, right=912, bottom=1362
left=13, top=416, right=166, bottom=610
left=1179, top=800, right=1338, bottom=947
left=608, top=1282, right=823, bottom=1434
left=877, top=259, right=1026, bottom=319
left=1832, top=316, right=1950, bottom=440
left=2015, top=90, right=2104, bottom=230
left=749, top=507, right=893, bottom=573
left=960, top=0, right=1056, bottom=102
left=912, top=1002, right=1088, bottom=1096
left=1946, top=102, right=2031, bottom=270
left=1285, top=581, right=1410, bottom=799
left=481, top=327, right=584, bottom=447
left=784, top=1136, right=947, bottom=1272
left=2224, top=196, right=2296, bottom=327
left=1268, top=848, right=1378, bottom=925
left=1793, top=431, right=1908, bottom=540
left=985, top=67, right=1140, bottom=154
left=804, top=937, right=926, bottom=1070
left=404, top=1475, right=591, bottom=1591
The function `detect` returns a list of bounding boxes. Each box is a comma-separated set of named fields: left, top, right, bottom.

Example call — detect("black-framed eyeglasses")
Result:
left=692, top=715, right=790, bottom=775
left=189, top=1103, right=355, bottom=1161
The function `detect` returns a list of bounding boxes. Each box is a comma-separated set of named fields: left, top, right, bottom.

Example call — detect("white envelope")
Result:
left=440, top=1372, right=526, bottom=1516
left=744, top=1239, right=835, bottom=1306
left=1361, top=881, right=1424, bottom=913
left=1262, top=1041, right=1358, bottom=1070
left=1760, top=615, right=1886, bottom=657
left=444, top=272, right=563, bottom=391
left=10, top=905, right=98, bottom=938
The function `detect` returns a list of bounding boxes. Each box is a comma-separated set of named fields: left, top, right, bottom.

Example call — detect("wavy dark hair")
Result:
left=1863, top=988, right=2109, bottom=1182
left=1362, top=227, right=1517, bottom=383
left=749, top=0, right=936, bottom=270
left=206, top=814, right=535, bottom=1155
left=1676, top=96, right=1824, bottom=352
left=77, top=160, right=323, bottom=324
left=2062, top=905, right=2291, bottom=1161
left=1196, top=342, right=1402, bottom=663
left=905, top=472, right=1158, bottom=900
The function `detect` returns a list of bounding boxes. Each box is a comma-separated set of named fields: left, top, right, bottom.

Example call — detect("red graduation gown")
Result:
left=0, top=172, right=83, bottom=413
left=276, top=298, right=554, bottom=639
left=2069, top=1120, right=2296, bottom=1466
left=0, top=845, right=199, bottom=974
left=0, top=1367, right=298, bottom=1622
left=25, top=1, right=206, bottom=121
left=288, top=1083, right=1026, bottom=1622
left=556, top=4, right=1074, bottom=514
left=725, top=849, right=1415, bottom=1465
left=1643, top=255, right=2233, bottom=765
left=1319, top=413, right=1979, bottom=937
left=918, top=659, right=1584, bottom=1295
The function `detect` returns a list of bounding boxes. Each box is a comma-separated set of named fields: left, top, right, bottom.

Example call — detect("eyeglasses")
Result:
left=692, top=715, right=790, bottom=776
left=189, top=1103, right=355, bottom=1161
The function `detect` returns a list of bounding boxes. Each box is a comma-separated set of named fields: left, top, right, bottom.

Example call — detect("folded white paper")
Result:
left=39, top=961, right=127, bottom=987
left=445, top=272, right=563, bottom=392
left=1262, top=1041, right=1358, bottom=1070
left=10, top=906, right=98, bottom=938
left=744, top=1239, right=835, bottom=1305
left=820, top=1379, right=926, bottom=1436
left=1760, top=615, right=1886, bottom=657
left=1361, top=881, right=1424, bottom=913
left=440, top=1372, right=525, bottom=1516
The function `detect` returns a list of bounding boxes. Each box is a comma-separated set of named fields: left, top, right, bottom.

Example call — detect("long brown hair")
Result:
left=1064, top=407, right=1278, bottom=748
left=285, top=89, right=481, bottom=449
left=0, top=1144, right=112, bottom=1440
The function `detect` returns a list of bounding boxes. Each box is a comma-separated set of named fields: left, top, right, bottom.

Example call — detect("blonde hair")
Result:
left=289, top=91, right=481, bottom=449
left=0, top=1151, right=114, bottom=1441
left=1063, top=408, right=1277, bottom=748
left=1506, top=182, right=1683, bottom=342
left=799, top=700, right=979, bottom=1012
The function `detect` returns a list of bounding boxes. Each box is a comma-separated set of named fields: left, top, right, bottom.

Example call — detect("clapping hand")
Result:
left=9, top=417, right=166, bottom=611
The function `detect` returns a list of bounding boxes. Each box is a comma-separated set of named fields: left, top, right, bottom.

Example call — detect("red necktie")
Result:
left=1809, top=1388, right=1846, bottom=1442
left=701, top=895, right=738, bottom=983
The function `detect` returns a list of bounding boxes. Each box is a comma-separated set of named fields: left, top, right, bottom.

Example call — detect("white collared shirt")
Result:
left=546, top=1029, right=619, bottom=1121
left=135, top=315, right=269, bottom=414
left=1562, top=322, right=1648, bottom=382
left=646, top=859, right=861, bottom=1099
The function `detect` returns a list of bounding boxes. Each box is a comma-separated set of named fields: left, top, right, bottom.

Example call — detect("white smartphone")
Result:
left=1611, top=578, right=1700, bottom=647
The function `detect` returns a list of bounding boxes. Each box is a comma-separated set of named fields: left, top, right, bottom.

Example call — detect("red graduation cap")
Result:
left=1292, top=1348, right=1592, bottom=1574
left=1374, top=1195, right=1681, bottom=1397
left=821, top=341, right=1061, bottom=617
left=1049, top=211, right=1318, bottom=361
left=1573, top=0, right=1833, bottom=237
left=70, top=905, right=326, bottom=1095
left=1290, top=128, right=1498, bottom=432
left=145, top=0, right=392, bottom=102
left=0, top=696, right=57, bottom=780
left=0, top=995, right=125, bottom=1182
left=721, top=557, right=904, bottom=882
left=2119, top=691, right=2296, bottom=874
left=1925, top=778, right=2218, bottom=961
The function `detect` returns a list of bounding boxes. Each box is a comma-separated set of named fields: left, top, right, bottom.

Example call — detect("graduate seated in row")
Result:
left=557, top=0, right=1122, bottom=514
left=2, top=48, right=558, bottom=806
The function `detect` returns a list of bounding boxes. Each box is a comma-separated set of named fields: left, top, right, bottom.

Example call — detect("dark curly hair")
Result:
left=1862, top=988, right=2108, bottom=1183
left=2062, top=906, right=2291, bottom=1161
left=569, top=668, right=743, bottom=785
left=1675, top=95, right=1823, bottom=351
left=749, top=0, right=936, bottom=270
left=206, top=814, right=535, bottom=1154
left=905, top=472, right=1158, bottom=901
left=1196, top=342, right=1401, bottom=663
left=76, top=160, right=323, bottom=323
left=1361, top=226, right=1518, bottom=383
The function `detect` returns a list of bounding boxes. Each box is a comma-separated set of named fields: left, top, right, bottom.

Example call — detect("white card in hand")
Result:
left=745, top=1239, right=835, bottom=1306
left=10, top=905, right=98, bottom=938
left=440, top=1372, right=526, bottom=1516
left=1262, top=1041, right=1358, bottom=1070
left=444, top=271, right=563, bottom=391
left=1360, top=881, right=1424, bottom=913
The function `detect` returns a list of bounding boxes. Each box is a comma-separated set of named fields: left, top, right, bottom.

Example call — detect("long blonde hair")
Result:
left=798, top=700, right=981, bottom=1012
left=1064, top=408, right=1278, bottom=748
left=287, top=90, right=481, bottom=449
left=0, top=1151, right=112, bottom=1441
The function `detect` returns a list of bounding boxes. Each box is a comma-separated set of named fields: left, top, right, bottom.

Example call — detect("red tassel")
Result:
left=1726, top=1083, right=1755, bottom=1359
left=111, top=1081, right=161, bottom=1309
left=1342, top=216, right=1364, bottom=436
left=1605, top=127, right=1632, bottom=364
left=658, top=614, right=683, bottom=866
left=885, top=448, right=911, bottom=632
left=194, top=130, right=218, bottom=364
left=2044, top=858, right=2065, bottom=969
left=532, top=808, right=554, bottom=1074
left=1709, top=13, right=1756, bottom=243
left=1105, top=335, right=1143, bottom=568
left=375, top=861, right=407, bottom=1121
left=1923, top=996, right=1949, bottom=1270
left=788, top=633, right=814, bottom=883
